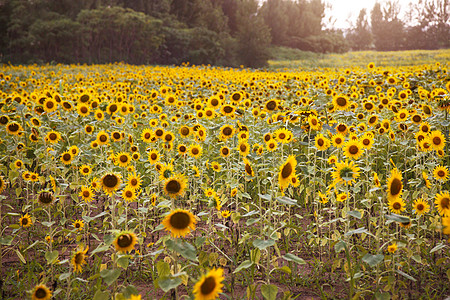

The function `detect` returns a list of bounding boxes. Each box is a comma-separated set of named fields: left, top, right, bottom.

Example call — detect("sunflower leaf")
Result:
left=261, top=284, right=278, bottom=300
left=165, top=239, right=197, bottom=262
left=282, top=253, right=306, bottom=265
left=253, top=239, right=275, bottom=250
left=347, top=210, right=362, bottom=219
left=362, top=253, right=384, bottom=267
left=45, top=250, right=58, bottom=264
left=234, top=260, right=253, bottom=273
left=93, top=290, right=110, bottom=300
left=385, top=214, right=410, bottom=223
left=100, top=268, right=121, bottom=286
left=157, top=276, right=182, bottom=292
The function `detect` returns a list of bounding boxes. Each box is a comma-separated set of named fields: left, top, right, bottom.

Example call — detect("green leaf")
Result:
left=233, top=260, right=253, bottom=273
left=158, top=276, right=182, bottom=292
left=283, top=253, right=306, bottom=265
left=347, top=210, right=362, bottom=219
left=121, top=285, right=139, bottom=298
left=334, top=240, right=346, bottom=253
left=430, top=243, right=447, bottom=253
left=41, top=221, right=56, bottom=227
left=45, top=250, right=58, bottom=264
left=165, top=239, right=197, bottom=262
left=261, top=284, right=278, bottom=300
left=258, top=193, right=272, bottom=201
left=93, top=290, right=110, bottom=300
left=396, top=269, right=416, bottom=282
left=59, top=272, right=71, bottom=281
left=1, top=235, right=13, bottom=245
left=276, top=196, right=297, bottom=205
left=344, top=227, right=367, bottom=236
left=362, top=253, right=384, bottom=267
left=91, top=244, right=110, bottom=256
left=253, top=239, right=275, bottom=250
left=116, top=256, right=129, bottom=269
left=156, top=260, right=170, bottom=277
left=275, top=265, right=291, bottom=274
left=411, top=254, right=422, bottom=263
left=15, top=249, right=26, bottom=264
left=385, top=214, right=410, bottom=223
left=100, top=269, right=121, bottom=286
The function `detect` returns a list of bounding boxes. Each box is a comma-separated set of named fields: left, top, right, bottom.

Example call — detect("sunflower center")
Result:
left=46, top=101, right=54, bottom=108
left=390, top=178, right=402, bottom=196
left=362, top=139, right=370, bottom=146
left=337, top=125, right=346, bottom=132
left=336, top=97, right=347, bottom=107
left=118, top=234, right=132, bottom=248
left=165, top=134, right=173, bottom=142
left=74, top=253, right=84, bottom=264
left=99, top=135, right=107, bottom=142
left=180, top=127, right=189, bottom=136
left=441, top=197, right=449, bottom=209
left=120, top=155, right=128, bottom=163
left=103, top=174, right=118, bottom=188
left=223, top=106, right=233, bottom=113
left=318, top=139, right=324, bottom=147
left=155, top=129, right=163, bottom=137
left=417, top=203, right=424, bottom=211
left=150, top=153, right=157, bottom=160
left=311, top=118, right=317, bottom=125
left=232, top=93, right=241, bottom=101
left=35, top=287, right=47, bottom=299
left=109, top=104, right=118, bottom=113
left=245, top=164, right=252, bottom=176
left=83, top=190, right=90, bottom=198
left=438, top=170, right=445, bottom=177
left=22, top=218, right=28, bottom=225
left=39, top=192, right=53, bottom=204
left=369, top=117, right=376, bottom=124
left=281, top=163, right=293, bottom=179
left=279, top=133, right=286, bottom=140
left=166, top=179, right=181, bottom=194
left=0, top=116, right=8, bottom=124
left=211, top=99, right=219, bottom=106
left=131, top=178, right=138, bottom=186
left=49, top=133, right=57, bottom=140
left=266, top=101, right=276, bottom=110
left=192, top=148, right=199, bottom=155
left=240, top=144, right=247, bottom=152
left=113, top=133, right=120, bottom=139
left=200, top=276, right=216, bottom=295
left=393, top=202, right=401, bottom=210
left=222, top=148, right=229, bottom=155
left=170, top=212, right=190, bottom=229
left=433, top=137, right=441, bottom=145
left=413, top=115, right=421, bottom=122
left=125, top=190, right=133, bottom=197
left=81, top=106, right=88, bottom=114
left=9, top=123, right=19, bottom=132
left=349, top=145, right=359, bottom=155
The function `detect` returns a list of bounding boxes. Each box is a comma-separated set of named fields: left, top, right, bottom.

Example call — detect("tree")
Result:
left=347, top=9, right=372, bottom=50
left=371, top=1, right=405, bottom=51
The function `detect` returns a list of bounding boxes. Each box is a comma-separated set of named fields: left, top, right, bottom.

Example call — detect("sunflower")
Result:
left=419, top=122, right=431, bottom=133
left=219, top=124, right=234, bottom=141
left=219, top=146, right=230, bottom=158
left=114, top=231, right=138, bottom=253
left=207, top=96, right=221, bottom=109
left=360, top=133, right=374, bottom=149
left=388, top=198, right=406, bottom=214
left=79, top=185, right=94, bottom=202
left=274, top=128, right=292, bottom=144
left=266, top=139, right=277, bottom=152
left=77, top=103, right=90, bottom=117
left=211, top=162, right=222, bottom=172
left=79, top=165, right=92, bottom=176
left=335, top=123, right=348, bottom=135
left=327, top=155, right=338, bottom=165
left=31, top=284, right=52, bottom=300
left=412, top=198, right=430, bottom=216
left=433, top=165, right=449, bottom=182
left=60, top=151, right=73, bottom=165
left=37, top=190, right=54, bottom=206
left=71, top=245, right=89, bottom=273
left=96, top=130, right=109, bottom=146
left=100, top=172, right=121, bottom=195
left=237, top=140, right=250, bottom=157
left=429, top=130, right=446, bottom=150
left=243, top=157, right=254, bottom=178
left=332, top=94, right=350, bottom=111
left=315, top=133, right=330, bottom=151
left=442, top=216, right=450, bottom=235
left=0, top=175, right=6, bottom=194
left=188, top=144, right=203, bottom=158
left=278, top=155, right=297, bottom=190
left=331, top=159, right=360, bottom=187
left=373, top=172, right=381, bottom=187
left=264, top=99, right=279, bottom=112
left=435, top=191, right=450, bottom=216
left=164, top=173, right=188, bottom=198
left=43, top=98, right=58, bottom=113
left=343, top=140, right=364, bottom=160
left=179, top=125, right=191, bottom=138
left=220, top=104, right=235, bottom=117
left=387, top=168, right=403, bottom=202
left=115, top=152, right=131, bottom=168
left=6, top=121, right=23, bottom=136
left=193, top=268, right=224, bottom=300
left=387, top=243, right=397, bottom=254
left=111, top=131, right=123, bottom=142
left=147, top=149, right=161, bottom=164
left=308, top=114, right=321, bottom=131
left=162, top=209, right=196, bottom=238
left=19, top=213, right=32, bottom=228
left=122, top=186, right=137, bottom=202
left=73, top=219, right=84, bottom=231
left=127, top=172, right=141, bottom=190
left=330, top=133, right=345, bottom=148
left=336, top=193, right=348, bottom=202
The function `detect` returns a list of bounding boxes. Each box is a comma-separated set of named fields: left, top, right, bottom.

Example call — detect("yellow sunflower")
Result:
left=188, top=144, right=203, bottom=158
left=237, top=140, right=250, bottom=157
left=388, top=198, right=406, bottom=214
left=429, top=130, right=446, bottom=150
left=219, top=124, right=235, bottom=141
left=274, top=128, right=292, bottom=144
left=387, top=168, right=403, bottom=202
left=0, top=175, right=7, bottom=193
left=373, top=172, right=381, bottom=187
left=100, top=172, right=122, bottom=195
left=19, top=213, right=32, bottom=228
left=343, top=140, right=364, bottom=160
left=412, top=198, right=430, bottom=216
left=332, top=94, right=350, bottom=111
left=243, top=157, right=254, bottom=178
left=122, top=186, right=137, bottom=202
left=6, top=121, right=23, bottom=136
left=96, top=130, right=109, bottom=146
left=315, top=133, right=330, bottom=151
left=433, top=165, right=449, bottom=182
left=387, top=243, right=397, bottom=254
left=193, top=268, right=224, bottom=300
left=331, top=133, right=345, bottom=148
left=127, top=172, right=141, bottom=190
left=331, top=159, right=360, bottom=186
left=278, top=155, right=297, bottom=190
left=115, top=152, right=131, bottom=168
left=423, top=172, right=431, bottom=188
left=79, top=165, right=92, bottom=176
left=162, top=209, right=196, bottom=238
left=79, top=185, right=94, bottom=202
left=31, top=284, right=52, bottom=300
left=71, top=245, right=89, bottom=273
left=308, top=114, right=321, bottom=131
left=147, top=149, right=161, bottom=164
left=435, top=191, right=450, bottom=216
left=73, top=219, right=84, bottom=231
left=114, top=232, right=138, bottom=253
left=164, top=173, right=188, bottom=198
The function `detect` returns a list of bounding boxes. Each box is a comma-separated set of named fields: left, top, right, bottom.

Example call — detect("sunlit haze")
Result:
left=324, top=0, right=415, bottom=30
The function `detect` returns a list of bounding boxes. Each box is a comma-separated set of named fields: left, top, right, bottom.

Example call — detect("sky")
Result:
left=323, top=0, right=415, bottom=30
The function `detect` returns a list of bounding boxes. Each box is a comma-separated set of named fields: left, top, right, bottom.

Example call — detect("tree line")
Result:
left=0, top=0, right=448, bottom=67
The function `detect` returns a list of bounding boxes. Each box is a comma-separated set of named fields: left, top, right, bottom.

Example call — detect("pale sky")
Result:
left=324, top=0, right=416, bottom=30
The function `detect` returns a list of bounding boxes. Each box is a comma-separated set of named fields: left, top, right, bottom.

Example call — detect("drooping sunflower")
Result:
left=243, top=157, right=254, bottom=178
left=19, top=213, right=32, bottom=228
left=37, top=190, right=54, bottom=206
left=423, top=171, right=431, bottom=188
left=162, top=209, right=196, bottom=238
left=164, top=173, right=188, bottom=198
left=315, top=133, right=330, bottom=151
left=387, top=168, right=403, bottom=202
left=373, top=172, right=381, bottom=187
left=435, top=191, right=450, bottom=216
left=278, top=155, right=297, bottom=190
left=0, top=175, right=6, bottom=193
left=429, top=130, right=446, bottom=150
left=31, top=284, right=52, bottom=300
left=114, top=231, right=138, bottom=253
left=73, top=219, right=84, bottom=231
left=388, top=198, right=406, bottom=214
left=331, top=159, right=360, bottom=186
left=343, top=140, right=364, bottom=160
left=412, top=198, right=430, bottom=216
left=79, top=185, right=94, bottom=202
left=71, top=245, right=89, bottom=273
left=100, top=172, right=121, bottom=195
left=193, top=268, right=224, bottom=300
left=433, top=165, right=449, bottom=182
left=332, top=94, right=350, bottom=111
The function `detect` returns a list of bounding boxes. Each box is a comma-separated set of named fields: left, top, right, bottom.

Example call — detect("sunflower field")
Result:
left=1, top=51, right=450, bottom=300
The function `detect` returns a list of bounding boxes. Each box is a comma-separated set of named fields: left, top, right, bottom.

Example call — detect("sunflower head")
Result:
left=387, top=168, right=403, bottom=202
left=114, top=232, right=137, bottom=253
left=164, top=173, right=187, bottom=198
left=193, top=268, right=224, bottom=300
left=162, top=209, right=196, bottom=238
left=31, top=284, right=52, bottom=300
left=101, top=172, right=121, bottom=195
left=37, top=190, right=54, bottom=206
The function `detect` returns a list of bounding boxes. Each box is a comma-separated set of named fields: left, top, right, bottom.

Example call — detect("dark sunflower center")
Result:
left=240, top=144, right=247, bottom=152
left=192, top=148, right=199, bottom=155
left=86, top=127, right=92, bottom=133
left=131, top=178, right=138, bottom=186
left=119, top=155, right=128, bottom=163
left=103, top=174, right=118, bottom=188
left=81, top=106, right=88, bottom=113
left=433, top=137, right=441, bottom=145
left=393, top=202, right=401, bottom=210
left=49, top=133, right=57, bottom=140
left=63, top=153, right=71, bottom=161
left=35, top=287, right=47, bottom=299
left=170, top=212, right=190, bottom=229
left=46, top=101, right=54, bottom=108
left=222, top=148, right=229, bottom=155
left=22, top=218, right=28, bottom=225
left=9, top=123, right=19, bottom=132
left=74, top=253, right=84, bottom=264
left=417, top=203, right=424, bottom=211
left=75, top=223, right=81, bottom=228
left=438, top=170, right=445, bottom=177
left=83, top=168, right=89, bottom=173
left=441, top=197, right=449, bottom=209
left=390, top=178, right=402, bottom=196
left=311, top=119, right=317, bottom=125
left=206, top=110, right=213, bottom=116
left=279, top=133, right=286, bottom=140
left=223, top=106, right=233, bottom=113
left=413, top=115, right=421, bottom=122
left=365, top=103, right=373, bottom=110
left=369, top=117, right=376, bottom=124
left=200, top=276, right=216, bottom=295
left=39, top=192, right=53, bottom=204
left=166, top=180, right=181, bottom=194
left=335, top=137, right=342, bottom=144
left=155, top=129, right=163, bottom=137
left=245, top=164, right=252, bottom=176
left=318, top=139, right=324, bottom=147
left=180, top=127, right=189, bottom=136
left=423, top=107, right=431, bottom=114
left=266, top=101, right=276, bottom=110
left=349, top=145, right=359, bottom=155
left=118, top=234, right=132, bottom=248
left=337, top=125, right=346, bottom=132
left=0, top=116, right=8, bottom=124
left=150, top=153, right=157, bottom=160
left=99, top=135, right=107, bottom=142
left=400, top=113, right=406, bottom=119
left=336, top=97, right=347, bottom=107
left=125, top=190, right=133, bottom=197
left=232, top=93, right=241, bottom=101
left=113, top=133, right=120, bottom=139
left=362, top=139, right=370, bottom=146
left=211, top=99, right=219, bottom=106
left=83, top=191, right=90, bottom=198
left=109, top=104, right=118, bottom=113
left=281, top=163, right=293, bottom=179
